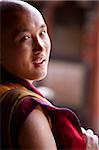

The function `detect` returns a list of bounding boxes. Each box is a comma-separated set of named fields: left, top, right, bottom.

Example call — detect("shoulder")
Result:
left=18, top=105, right=57, bottom=149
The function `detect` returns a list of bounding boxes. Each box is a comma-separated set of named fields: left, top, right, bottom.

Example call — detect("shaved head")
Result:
left=0, top=0, right=45, bottom=57
left=0, top=0, right=43, bottom=63
left=0, top=0, right=42, bottom=31
left=0, top=0, right=51, bottom=81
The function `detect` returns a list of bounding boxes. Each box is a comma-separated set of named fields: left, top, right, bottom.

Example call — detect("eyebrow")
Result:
left=16, top=24, right=47, bottom=35
left=14, top=24, right=47, bottom=39
left=40, top=24, right=47, bottom=29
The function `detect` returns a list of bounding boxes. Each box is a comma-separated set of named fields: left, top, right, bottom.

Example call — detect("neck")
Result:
left=26, top=79, right=34, bottom=85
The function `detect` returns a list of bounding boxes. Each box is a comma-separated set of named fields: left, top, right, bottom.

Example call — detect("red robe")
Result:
left=0, top=67, right=86, bottom=149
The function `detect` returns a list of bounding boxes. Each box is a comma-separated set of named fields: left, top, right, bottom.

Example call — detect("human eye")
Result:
left=40, top=30, right=47, bottom=37
left=20, top=35, right=31, bottom=42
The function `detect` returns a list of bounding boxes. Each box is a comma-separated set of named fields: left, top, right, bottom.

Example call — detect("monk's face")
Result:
left=1, top=2, right=51, bottom=81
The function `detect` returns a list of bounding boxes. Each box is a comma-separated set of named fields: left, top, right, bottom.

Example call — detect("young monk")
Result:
left=0, top=0, right=99, bottom=149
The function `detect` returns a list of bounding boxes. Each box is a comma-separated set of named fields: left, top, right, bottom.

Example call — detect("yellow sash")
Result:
left=0, top=83, right=53, bottom=147
left=0, top=83, right=53, bottom=106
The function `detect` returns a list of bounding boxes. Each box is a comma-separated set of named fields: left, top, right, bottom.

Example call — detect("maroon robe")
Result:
left=0, top=66, right=86, bottom=149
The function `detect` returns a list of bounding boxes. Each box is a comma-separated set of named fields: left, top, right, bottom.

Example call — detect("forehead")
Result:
left=13, top=10, right=45, bottom=32
left=1, top=1, right=45, bottom=32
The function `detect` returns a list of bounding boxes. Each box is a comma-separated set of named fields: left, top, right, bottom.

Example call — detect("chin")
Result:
left=25, top=71, right=47, bottom=81
left=35, top=72, right=47, bottom=81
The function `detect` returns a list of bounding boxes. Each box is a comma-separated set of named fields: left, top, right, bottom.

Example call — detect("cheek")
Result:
left=14, top=52, right=27, bottom=65
left=46, top=37, right=51, bottom=53
left=12, top=44, right=31, bottom=59
left=6, top=49, right=24, bottom=67
left=2, top=49, right=14, bottom=64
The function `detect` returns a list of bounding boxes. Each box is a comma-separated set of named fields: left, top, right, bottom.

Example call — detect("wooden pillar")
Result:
left=42, top=1, right=63, bottom=36
left=91, top=3, right=99, bottom=133
left=82, top=3, right=99, bottom=133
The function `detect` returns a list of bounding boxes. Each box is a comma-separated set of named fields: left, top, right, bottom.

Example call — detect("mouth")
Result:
left=32, top=57, right=46, bottom=66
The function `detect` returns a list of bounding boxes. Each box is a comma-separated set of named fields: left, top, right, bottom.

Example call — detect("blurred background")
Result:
left=27, top=0, right=99, bottom=134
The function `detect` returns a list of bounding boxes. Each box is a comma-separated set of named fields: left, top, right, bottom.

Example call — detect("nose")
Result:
left=33, top=37, right=45, bottom=54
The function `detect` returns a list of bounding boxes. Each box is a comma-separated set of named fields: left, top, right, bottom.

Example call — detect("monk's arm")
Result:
left=18, top=105, right=57, bottom=150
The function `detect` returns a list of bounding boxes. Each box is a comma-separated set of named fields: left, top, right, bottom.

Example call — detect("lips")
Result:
left=33, top=56, right=46, bottom=65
